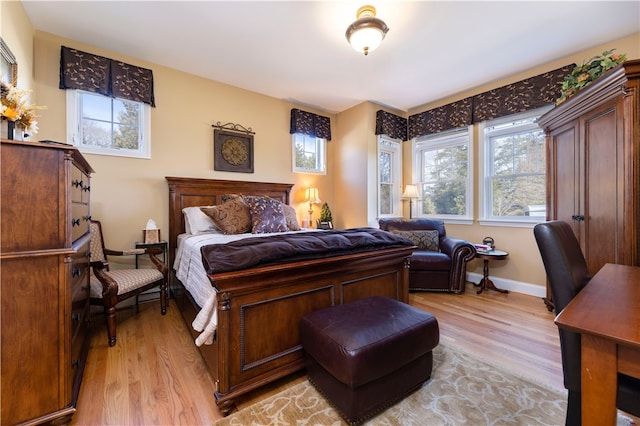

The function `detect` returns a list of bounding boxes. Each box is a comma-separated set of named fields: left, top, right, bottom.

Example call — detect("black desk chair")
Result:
left=533, top=220, right=640, bottom=425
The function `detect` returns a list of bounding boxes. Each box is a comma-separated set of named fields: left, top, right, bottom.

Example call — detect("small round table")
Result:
left=475, top=249, right=509, bottom=294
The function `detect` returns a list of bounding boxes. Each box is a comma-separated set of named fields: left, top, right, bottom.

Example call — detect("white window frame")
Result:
left=412, top=127, right=473, bottom=224
left=66, top=89, right=151, bottom=159
left=478, top=106, right=552, bottom=227
left=292, top=133, right=327, bottom=174
left=377, top=135, right=402, bottom=218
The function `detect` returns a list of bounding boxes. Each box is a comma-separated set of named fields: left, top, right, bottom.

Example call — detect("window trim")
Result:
left=412, top=126, right=474, bottom=224
left=377, top=135, right=403, bottom=218
left=291, top=133, right=327, bottom=175
left=66, top=89, right=152, bottom=159
left=478, top=106, right=552, bottom=227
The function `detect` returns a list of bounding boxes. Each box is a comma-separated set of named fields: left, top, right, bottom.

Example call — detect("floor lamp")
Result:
left=401, top=184, right=420, bottom=219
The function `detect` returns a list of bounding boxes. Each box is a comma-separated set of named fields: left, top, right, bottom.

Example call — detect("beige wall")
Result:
left=4, top=1, right=639, bottom=290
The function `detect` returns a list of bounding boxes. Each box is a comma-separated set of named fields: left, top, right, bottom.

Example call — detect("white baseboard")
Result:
left=467, top=272, right=546, bottom=298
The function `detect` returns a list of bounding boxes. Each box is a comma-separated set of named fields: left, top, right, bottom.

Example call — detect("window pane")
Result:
left=293, top=133, right=326, bottom=173
left=380, top=183, right=392, bottom=214
left=81, top=93, right=111, bottom=121
left=492, top=174, right=546, bottom=216
left=379, top=151, right=391, bottom=183
left=421, top=181, right=467, bottom=215
left=484, top=107, right=549, bottom=219
left=419, top=141, right=468, bottom=216
left=81, top=118, right=111, bottom=147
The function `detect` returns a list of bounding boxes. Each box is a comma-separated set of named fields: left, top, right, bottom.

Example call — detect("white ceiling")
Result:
left=21, top=0, right=640, bottom=113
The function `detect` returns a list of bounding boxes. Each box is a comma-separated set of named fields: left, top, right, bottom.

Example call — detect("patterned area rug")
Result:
left=216, top=343, right=572, bottom=426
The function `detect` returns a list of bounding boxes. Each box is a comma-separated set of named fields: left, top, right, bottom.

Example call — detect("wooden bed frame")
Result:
left=166, top=176, right=412, bottom=415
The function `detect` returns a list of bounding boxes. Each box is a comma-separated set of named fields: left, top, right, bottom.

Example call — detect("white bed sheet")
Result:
left=174, top=230, right=310, bottom=346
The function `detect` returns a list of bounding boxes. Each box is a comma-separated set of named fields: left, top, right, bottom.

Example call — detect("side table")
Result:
left=475, top=249, right=509, bottom=294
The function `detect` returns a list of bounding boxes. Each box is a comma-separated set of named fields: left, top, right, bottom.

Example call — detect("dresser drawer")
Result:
left=71, top=204, right=91, bottom=242
left=71, top=242, right=90, bottom=302
left=71, top=165, right=90, bottom=204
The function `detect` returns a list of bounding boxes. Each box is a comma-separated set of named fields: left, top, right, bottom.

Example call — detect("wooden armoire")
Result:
left=1, top=139, right=94, bottom=425
left=537, top=59, right=640, bottom=311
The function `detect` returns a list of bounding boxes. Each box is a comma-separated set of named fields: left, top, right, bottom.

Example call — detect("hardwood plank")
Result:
left=71, top=283, right=638, bottom=424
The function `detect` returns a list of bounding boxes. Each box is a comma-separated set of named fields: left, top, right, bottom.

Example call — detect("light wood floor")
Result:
left=68, top=283, right=580, bottom=425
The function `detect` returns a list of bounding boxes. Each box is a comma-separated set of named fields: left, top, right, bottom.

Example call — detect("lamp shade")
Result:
left=401, top=184, right=420, bottom=199
left=345, top=5, right=389, bottom=56
left=306, top=187, right=321, bottom=204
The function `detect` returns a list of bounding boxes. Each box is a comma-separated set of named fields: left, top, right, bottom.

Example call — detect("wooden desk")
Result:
left=555, top=263, right=640, bottom=425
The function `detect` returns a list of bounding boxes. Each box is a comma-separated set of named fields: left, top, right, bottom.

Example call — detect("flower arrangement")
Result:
left=1, top=80, right=46, bottom=136
left=557, top=49, right=627, bottom=105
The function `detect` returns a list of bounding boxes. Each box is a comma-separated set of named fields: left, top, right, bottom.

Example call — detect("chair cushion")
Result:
left=90, top=268, right=164, bottom=298
left=410, top=251, right=451, bottom=271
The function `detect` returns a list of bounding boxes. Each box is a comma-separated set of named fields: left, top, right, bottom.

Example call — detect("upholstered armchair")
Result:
left=379, top=218, right=476, bottom=293
left=89, top=220, right=168, bottom=347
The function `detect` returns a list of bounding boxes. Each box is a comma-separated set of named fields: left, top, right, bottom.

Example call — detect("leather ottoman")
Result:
left=300, top=296, right=439, bottom=425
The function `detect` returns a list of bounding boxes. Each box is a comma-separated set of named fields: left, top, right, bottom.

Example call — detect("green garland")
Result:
left=557, top=49, right=627, bottom=105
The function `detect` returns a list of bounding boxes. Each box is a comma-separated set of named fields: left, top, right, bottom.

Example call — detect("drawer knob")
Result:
left=72, top=218, right=81, bottom=227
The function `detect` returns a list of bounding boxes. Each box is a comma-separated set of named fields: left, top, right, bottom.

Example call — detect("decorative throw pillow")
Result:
left=244, top=196, right=289, bottom=234
left=281, top=204, right=301, bottom=231
left=392, top=230, right=440, bottom=251
left=200, top=197, right=252, bottom=235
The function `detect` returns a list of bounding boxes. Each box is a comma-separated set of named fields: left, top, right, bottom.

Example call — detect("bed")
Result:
left=166, top=176, right=414, bottom=415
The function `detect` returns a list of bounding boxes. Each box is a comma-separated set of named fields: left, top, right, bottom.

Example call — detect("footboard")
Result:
left=175, top=246, right=411, bottom=415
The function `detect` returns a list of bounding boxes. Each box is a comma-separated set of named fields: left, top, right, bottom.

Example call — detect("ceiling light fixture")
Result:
left=345, top=5, right=389, bottom=56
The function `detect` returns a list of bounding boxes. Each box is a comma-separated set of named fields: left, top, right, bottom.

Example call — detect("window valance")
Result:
left=290, top=108, right=332, bottom=141
left=59, top=46, right=156, bottom=107
left=408, top=97, right=473, bottom=140
left=375, top=110, right=407, bottom=141
left=406, top=64, right=572, bottom=139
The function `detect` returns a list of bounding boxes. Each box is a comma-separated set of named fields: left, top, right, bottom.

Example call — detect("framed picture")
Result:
left=1, top=37, right=17, bottom=86
left=214, top=129, right=254, bottom=173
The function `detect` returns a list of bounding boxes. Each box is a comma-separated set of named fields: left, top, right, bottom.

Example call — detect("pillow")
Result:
left=182, top=206, right=219, bottom=235
left=200, top=197, right=252, bottom=235
left=244, top=196, right=289, bottom=234
left=392, top=230, right=439, bottom=251
left=281, top=204, right=301, bottom=231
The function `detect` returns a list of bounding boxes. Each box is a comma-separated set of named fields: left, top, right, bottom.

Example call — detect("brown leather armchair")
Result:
left=379, top=218, right=475, bottom=293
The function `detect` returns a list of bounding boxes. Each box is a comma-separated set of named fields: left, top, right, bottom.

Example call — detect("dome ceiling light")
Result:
left=345, top=5, right=389, bottom=56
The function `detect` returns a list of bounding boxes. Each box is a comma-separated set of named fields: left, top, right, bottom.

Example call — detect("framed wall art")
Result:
left=213, top=122, right=254, bottom=173
left=1, top=37, right=18, bottom=86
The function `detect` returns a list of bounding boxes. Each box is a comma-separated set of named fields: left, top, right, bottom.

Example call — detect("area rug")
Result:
left=216, top=343, right=572, bottom=426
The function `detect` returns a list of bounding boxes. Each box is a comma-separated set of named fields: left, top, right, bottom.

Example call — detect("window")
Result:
left=292, top=133, right=326, bottom=174
left=413, top=128, right=472, bottom=221
left=377, top=136, right=402, bottom=217
left=67, top=90, right=151, bottom=159
left=480, top=107, right=551, bottom=224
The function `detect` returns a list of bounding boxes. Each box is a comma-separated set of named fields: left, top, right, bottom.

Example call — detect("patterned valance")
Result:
left=290, top=108, right=331, bottom=140
left=471, top=65, right=572, bottom=123
left=59, top=46, right=156, bottom=107
left=408, top=97, right=473, bottom=140
left=407, top=64, right=572, bottom=139
left=375, top=110, right=407, bottom=141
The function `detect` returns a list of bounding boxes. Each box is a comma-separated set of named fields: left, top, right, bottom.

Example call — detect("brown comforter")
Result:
left=200, top=227, right=414, bottom=274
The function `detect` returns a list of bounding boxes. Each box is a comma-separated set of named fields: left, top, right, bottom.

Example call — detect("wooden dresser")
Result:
left=538, top=59, right=640, bottom=310
left=1, top=139, right=94, bottom=425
